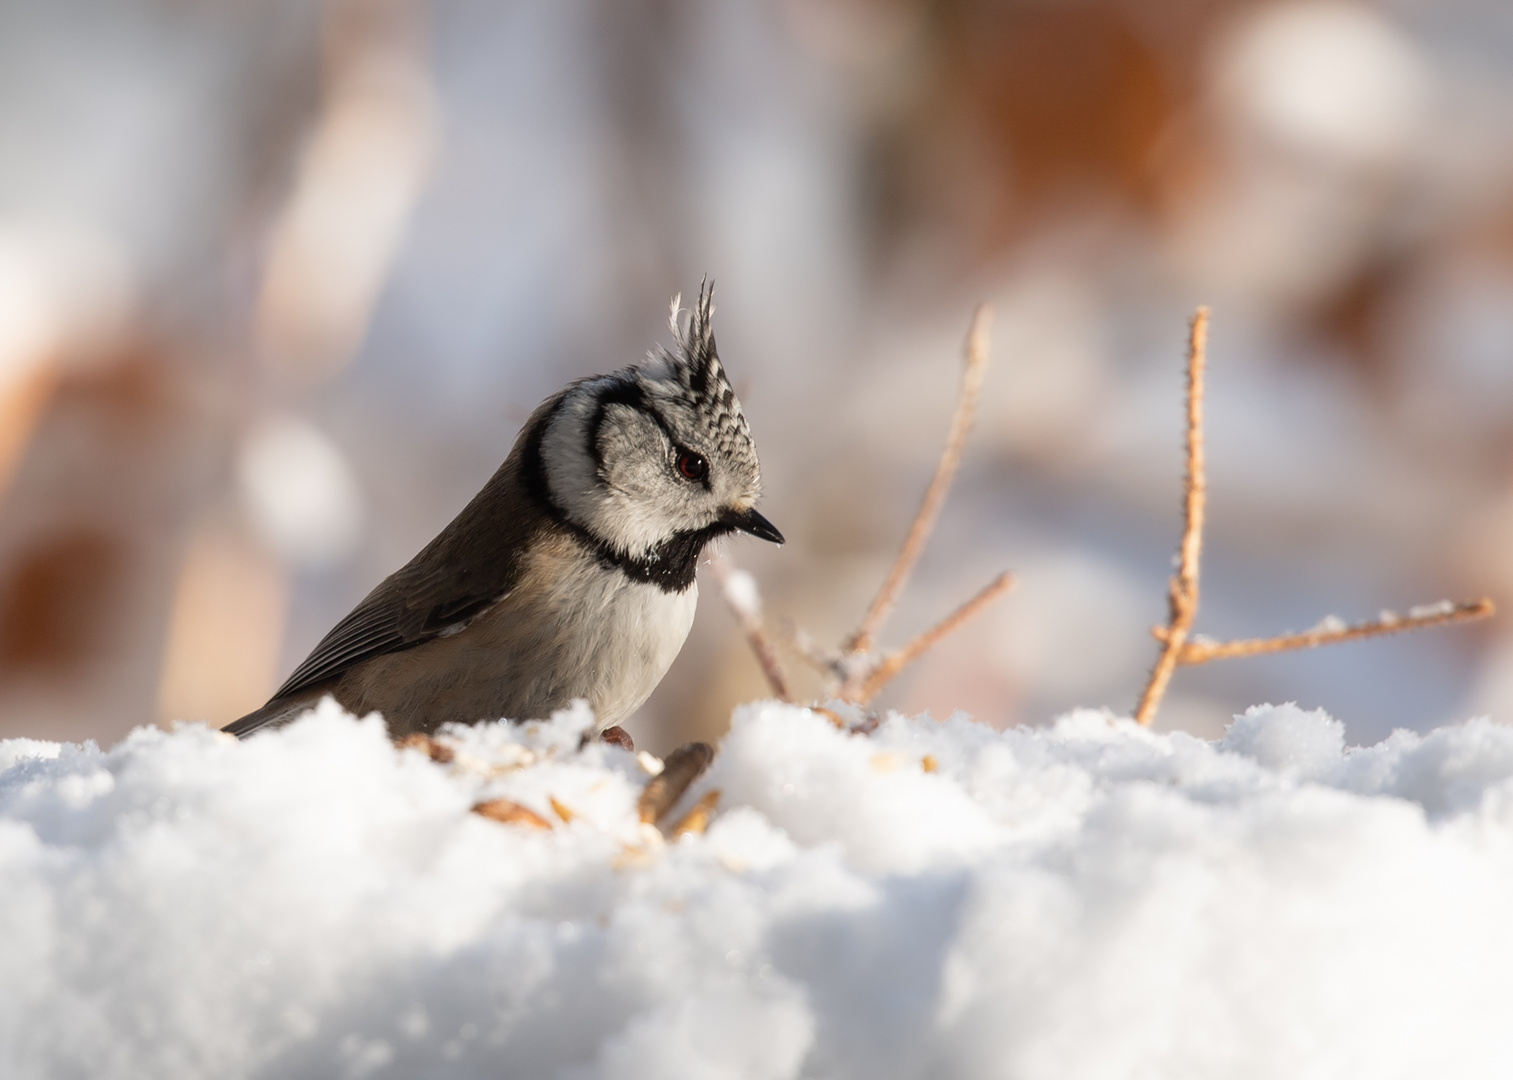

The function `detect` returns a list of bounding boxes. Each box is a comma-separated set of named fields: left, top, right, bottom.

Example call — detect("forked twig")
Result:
left=1134, top=307, right=1495, bottom=726
left=853, top=572, right=1016, bottom=705
left=717, top=305, right=1012, bottom=712
left=847, top=304, right=995, bottom=658
left=783, top=621, right=839, bottom=676
left=1134, top=308, right=1208, bottom=726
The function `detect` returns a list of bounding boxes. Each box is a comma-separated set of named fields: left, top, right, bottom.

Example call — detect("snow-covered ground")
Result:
left=3, top=699, right=1512, bottom=1079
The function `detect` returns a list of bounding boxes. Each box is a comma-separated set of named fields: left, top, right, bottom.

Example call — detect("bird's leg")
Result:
left=599, top=726, right=635, bottom=751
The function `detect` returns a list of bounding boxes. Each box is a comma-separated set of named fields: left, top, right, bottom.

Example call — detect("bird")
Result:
left=224, top=282, right=781, bottom=744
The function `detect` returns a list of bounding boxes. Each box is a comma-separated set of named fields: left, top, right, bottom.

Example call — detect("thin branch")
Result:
left=667, top=789, right=721, bottom=838
left=780, top=620, right=840, bottom=677
left=1134, top=307, right=1209, bottom=727
left=711, top=556, right=792, bottom=701
left=637, top=742, right=715, bottom=825
left=853, top=571, right=1016, bottom=705
left=846, top=304, right=994, bottom=658
left=719, top=304, right=1012, bottom=719
left=1158, top=599, right=1495, bottom=664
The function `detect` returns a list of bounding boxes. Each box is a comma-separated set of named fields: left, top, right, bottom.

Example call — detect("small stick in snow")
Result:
left=844, top=304, right=995, bottom=664
left=1158, top=598, right=1495, bottom=663
left=667, top=789, right=721, bottom=838
left=472, top=798, right=552, bottom=830
left=711, top=555, right=792, bottom=701
left=854, top=571, right=1017, bottom=705
left=638, top=741, right=715, bottom=825
left=1135, top=307, right=1209, bottom=727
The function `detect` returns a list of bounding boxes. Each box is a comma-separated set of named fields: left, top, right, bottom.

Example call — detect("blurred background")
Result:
left=2, top=0, right=1511, bottom=754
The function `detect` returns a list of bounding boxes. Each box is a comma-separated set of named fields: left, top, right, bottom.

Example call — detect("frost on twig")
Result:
left=1155, top=599, right=1495, bottom=663
left=715, top=305, right=1014, bottom=713
left=1133, top=307, right=1495, bottom=727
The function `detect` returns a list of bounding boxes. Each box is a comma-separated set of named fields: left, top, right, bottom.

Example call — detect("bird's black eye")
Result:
left=675, top=449, right=708, bottom=482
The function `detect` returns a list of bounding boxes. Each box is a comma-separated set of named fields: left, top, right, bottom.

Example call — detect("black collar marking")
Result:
left=520, top=393, right=726, bottom=593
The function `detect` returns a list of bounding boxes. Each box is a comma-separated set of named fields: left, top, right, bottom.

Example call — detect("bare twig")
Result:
left=1157, top=599, right=1495, bottom=663
left=711, top=556, right=791, bottom=700
left=637, top=742, right=715, bottom=825
left=781, top=621, right=839, bottom=676
left=667, top=789, right=721, bottom=838
left=717, top=305, right=1010, bottom=713
left=1132, top=308, right=1493, bottom=727
left=854, top=572, right=1017, bottom=705
left=1135, top=307, right=1209, bottom=727
left=846, top=304, right=994, bottom=658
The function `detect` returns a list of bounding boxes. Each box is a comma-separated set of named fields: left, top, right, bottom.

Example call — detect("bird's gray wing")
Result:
left=224, top=437, right=550, bottom=738
left=268, top=568, right=510, bottom=702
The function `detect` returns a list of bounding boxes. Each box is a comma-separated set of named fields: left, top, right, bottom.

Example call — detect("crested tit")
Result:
left=225, top=283, right=781, bottom=740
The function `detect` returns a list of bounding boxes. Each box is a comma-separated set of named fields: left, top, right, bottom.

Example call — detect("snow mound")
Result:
left=4, top=699, right=1513, bottom=1079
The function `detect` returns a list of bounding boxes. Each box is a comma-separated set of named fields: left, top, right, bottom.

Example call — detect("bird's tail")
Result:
left=221, top=693, right=323, bottom=739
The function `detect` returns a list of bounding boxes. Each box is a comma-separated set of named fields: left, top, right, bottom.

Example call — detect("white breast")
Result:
left=345, top=532, right=699, bottom=733
left=513, top=537, right=699, bottom=728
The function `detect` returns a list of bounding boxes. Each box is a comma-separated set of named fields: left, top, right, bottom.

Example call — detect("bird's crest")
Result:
left=653, top=279, right=755, bottom=470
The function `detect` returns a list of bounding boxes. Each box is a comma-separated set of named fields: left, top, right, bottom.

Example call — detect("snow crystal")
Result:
left=1308, top=614, right=1348, bottom=634
left=4, top=698, right=1513, bottom=1079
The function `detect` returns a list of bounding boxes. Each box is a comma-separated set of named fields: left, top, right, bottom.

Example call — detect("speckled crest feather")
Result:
left=650, top=280, right=759, bottom=486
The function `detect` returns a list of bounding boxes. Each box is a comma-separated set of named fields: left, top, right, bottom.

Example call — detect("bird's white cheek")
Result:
left=594, top=494, right=673, bottom=557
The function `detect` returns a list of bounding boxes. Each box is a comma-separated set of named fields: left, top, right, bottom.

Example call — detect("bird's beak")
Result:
left=723, top=506, right=784, bottom=545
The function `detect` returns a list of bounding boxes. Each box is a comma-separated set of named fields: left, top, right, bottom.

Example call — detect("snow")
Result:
left=4, top=699, right=1513, bottom=1079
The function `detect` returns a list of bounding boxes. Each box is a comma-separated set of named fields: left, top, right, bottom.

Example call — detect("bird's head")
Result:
left=537, top=282, right=782, bottom=564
